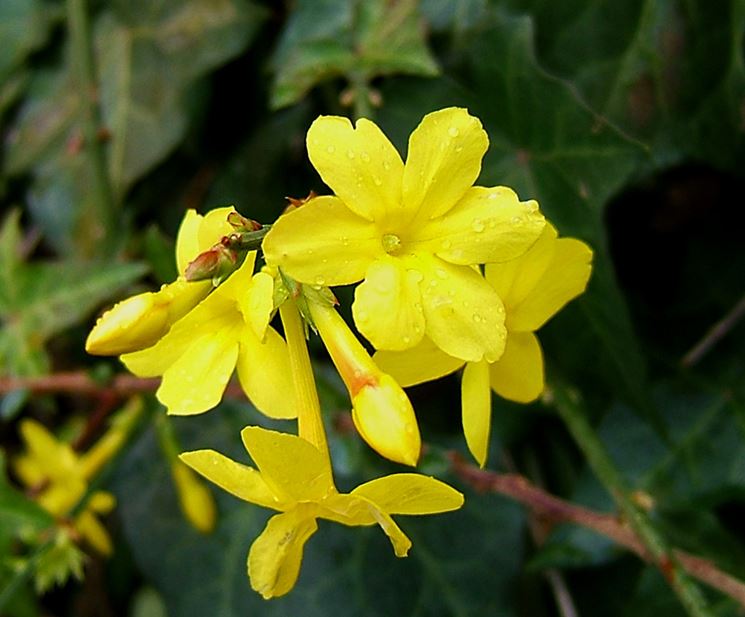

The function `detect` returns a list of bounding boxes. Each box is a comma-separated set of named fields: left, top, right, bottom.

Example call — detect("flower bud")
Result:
left=85, top=280, right=210, bottom=356
left=184, top=243, right=237, bottom=282
left=171, top=461, right=216, bottom=533
left=308, top=301, right=421, bottom=466
left=351, top=374, right=420, bottom=466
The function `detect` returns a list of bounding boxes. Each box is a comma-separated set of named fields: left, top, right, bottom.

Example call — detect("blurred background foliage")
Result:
left=0, top=0, right=744, bottom=615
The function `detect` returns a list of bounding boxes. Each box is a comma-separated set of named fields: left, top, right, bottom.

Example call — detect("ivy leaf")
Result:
left=270, top=0, right=438, bottom=109
left=4, top=0, right=266, bottom=256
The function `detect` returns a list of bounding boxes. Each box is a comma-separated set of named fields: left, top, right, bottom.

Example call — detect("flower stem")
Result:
left=66, top=0, right=117, bottom=257
left=551, top=383, right=714, bottom=617
left=279, top=300, right=329, bottom=458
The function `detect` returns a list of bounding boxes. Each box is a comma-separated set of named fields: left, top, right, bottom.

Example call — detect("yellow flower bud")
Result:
left=85, top=280, right=210, bottom=356
left=351, top=373, right=420, bottom=467
left=171, top=461, right=217, bottom=533
left=308, top=300, right=421, bottom=466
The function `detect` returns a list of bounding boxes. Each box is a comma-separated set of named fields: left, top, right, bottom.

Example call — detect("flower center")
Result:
left=381, top=233, right=402, bottom=255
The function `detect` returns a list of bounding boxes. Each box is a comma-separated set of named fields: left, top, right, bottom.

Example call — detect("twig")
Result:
left=682, top=294, right=745, bottom=368
left=0, top=372, right=246, bottom=399
left=449, top=454, right=745, bottom=608
left=552, top=384, right=714, bottom=616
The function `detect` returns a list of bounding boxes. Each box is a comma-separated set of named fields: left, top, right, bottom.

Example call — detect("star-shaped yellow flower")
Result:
left=263, top=107, right=546, bottom=362
left=13, top=419, right=117, bottom=555
left=86, top=207, right=236, bottom=356
left=376, top=224, right=593, bottom=466
left=120, top=251, right=295, bottom=419
left=181, top=426, right=464, bottom=599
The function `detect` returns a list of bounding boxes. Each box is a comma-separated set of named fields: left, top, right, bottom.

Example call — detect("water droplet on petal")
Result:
left=402, top=335, right=411, bottom=344
left=357, top=310, right=368, bottom=322
left=448, top=126, right=460, bottom=137
left=435, top=268, right=447, bottom=279
left=326, top=145, right=336, bottom=154
left=511, top=216, right=522, bottom=224
left=347, top=149, right=356, bottom=159
left=360, top=152, right=371, bottom=162
left=472, top=218, right=485, bottom=232
left=441, top=239, right=452, bottom=250
left=455, top=146, right=463, bottom=153
left=373, top=177, right=382, bottom=186
left=383, top=160, right=391, bottom=170
left=315, top=275, right=326, bottom=285
left=472, top=313, right=482, bottom=323
left=488, top=193, right=498, bottom=200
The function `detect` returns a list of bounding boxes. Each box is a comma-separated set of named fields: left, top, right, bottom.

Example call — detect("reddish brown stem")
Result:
left=449, top=453, right=745, bottom=607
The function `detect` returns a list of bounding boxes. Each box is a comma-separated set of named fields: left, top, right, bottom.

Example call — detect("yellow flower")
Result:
left=307, top=299, right=420, bottom=466
left=120, top=251, right=296, bottom=419
left=263, top=107, right=545, bottom=362
left=181, top=426, right=464, bottom=599
left=86, top=207, right=236, bottom=356
left=376, top=224, right=593, bottom=466
left=13, top=418, right=126, bottom=555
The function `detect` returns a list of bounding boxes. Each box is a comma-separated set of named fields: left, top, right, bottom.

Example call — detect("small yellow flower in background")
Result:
left=13, top=419, right=121, bottom=555
left=307, top=299, right=420, bottom=466
left=86, top=207, right=236, bottom=356
left=263, top=107, right=546, bottom=363
left=120, top=251, right=295, bottom=419
left=181, top=426, right=463, bottom=599
left=376, top=224, right=593, bottom=466
left=170, top=461, right=216, bottom=533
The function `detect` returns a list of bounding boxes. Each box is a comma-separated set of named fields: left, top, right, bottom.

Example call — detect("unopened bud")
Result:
left=86, top=293, right=168, bottom=355
left=171, top=461, right=216, bottom=533
left=352, top=374, right=420, bottom=466
left=184, top=243, right=237, bottom=282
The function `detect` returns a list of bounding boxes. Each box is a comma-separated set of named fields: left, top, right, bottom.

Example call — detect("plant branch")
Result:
left=449, top=453, right=745, bottom=608
left=551, top=383, right=714, bottom=616
left=681, top=293, right=745, bottom=368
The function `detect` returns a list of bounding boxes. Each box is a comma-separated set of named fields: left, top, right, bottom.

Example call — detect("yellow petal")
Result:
left=403, top=108, right=488, bottom=221
left=175, top=207, right=236, bottom=274
left=262, top=196, right=383, bottom=286
left=248, top=508, right=318, bottom=599
left=171, top=461, right=216, bottom=533
left=75, top=510, right=113, bottom=555
left=87, top=491, right=116, bottom=513
left=240, top=271, right=274, bottom=340
left=374, top=336, right=464, bottom=387
left=417, top=255, right=506, bottom=363
left=505, top=237, right=593, bottom=332
left=356, top=496, right=412, bottom=557
left=488, top=331, right=544, bottom=403
left=240, top=427, right=334, bottom=502
left=175, top=209, right=202, bottom=274
left=461, top=360, right=492, bottom=467
left=352, top=256, right=425, bottom=351
left=410, top=186, right=545, bottom=265
left=236, top=325, right=297, bottom=419
left=352, top=473, right=464, bottom=515
left=179, top=450, right=284, bottom=510
left=18, top=420, right=78, bottom=481
left=157, top=322, right=240, bottom=415
left=121, top=285, right=239, bottom=376
left=352, top=374, right=421, bottom=467
left=306, top=116, right=404, bottom=222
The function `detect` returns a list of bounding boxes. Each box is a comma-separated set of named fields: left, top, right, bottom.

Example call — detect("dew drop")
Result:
left=346, top=149, right=356, bottom=159
left=306, top=248, right=314, bottom=255
left=452, top=248, right=464, bottom=259
left=357, top=310, right=368, bottom=322
left=326, top=145, right=336, bottom=154
left=472, top=313, right=482, bottom=323
left=315, top=275, right=326, bottom=285
left=511, top=216, right=522, bottom=224
left=488, top=192, right=498, bottom=200
left=402, top=335, right=411, bottom=344
left=471, top=218, right=485, bottom=232
left=441, top=239, right=452, bottom=250
left=435, top=268, right=447, bottom=279
left=448, top=126, right=460, bottom=137
left=383, top=160, right=391, bottom=170
left=525, top=201, right=539, bottom=213
left=373, top=177, right=382, bottom=186
left=455, top=146, right=463, bottom=153
left=360, top=152, right=371, bottom=162
left=341, top=236, right=349, bottom=246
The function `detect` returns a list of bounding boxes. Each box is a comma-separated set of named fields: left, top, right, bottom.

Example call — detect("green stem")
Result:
left=279, top=300, right=329, bottom=458
left=349, top=73, right=372, bottom=121
left=552, top=382, right=713, bottom=617
left=66, top=0, right=117, bottom=257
